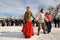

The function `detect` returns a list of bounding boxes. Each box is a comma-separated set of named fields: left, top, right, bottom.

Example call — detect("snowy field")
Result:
left=0, top=26, right=60, bottom=40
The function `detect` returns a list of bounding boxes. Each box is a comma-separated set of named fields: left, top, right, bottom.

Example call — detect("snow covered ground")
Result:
left=0, top=26, right=60, bottom=40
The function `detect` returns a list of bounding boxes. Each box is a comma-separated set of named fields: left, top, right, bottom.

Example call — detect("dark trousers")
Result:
left=54, top=19, right=60, bottom=28
left=32, top=20, right=35, bottom=26
left=46, top=21, right=52, bottom=33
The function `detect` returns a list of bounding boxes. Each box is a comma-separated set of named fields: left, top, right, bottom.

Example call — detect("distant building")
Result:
left=0, top=18, right=6, bottom=21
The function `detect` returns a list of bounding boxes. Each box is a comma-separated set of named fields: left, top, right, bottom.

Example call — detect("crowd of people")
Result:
left=52, top=10, right=60, bottom=28
left=0, top=19, right=24, bottom=26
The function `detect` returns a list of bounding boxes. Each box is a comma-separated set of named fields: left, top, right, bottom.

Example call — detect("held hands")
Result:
left=34, top=18, right=38, bottom=22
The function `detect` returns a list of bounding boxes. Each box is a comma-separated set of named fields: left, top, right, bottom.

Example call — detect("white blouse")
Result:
left=36, top=13, right=45, bottom=23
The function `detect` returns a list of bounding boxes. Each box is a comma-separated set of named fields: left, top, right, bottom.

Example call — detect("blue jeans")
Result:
left=46, top=21, right=52, bottom=33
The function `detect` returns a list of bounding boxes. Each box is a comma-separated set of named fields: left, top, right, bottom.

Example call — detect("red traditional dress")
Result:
left=22, top=21, right=34, bottom=38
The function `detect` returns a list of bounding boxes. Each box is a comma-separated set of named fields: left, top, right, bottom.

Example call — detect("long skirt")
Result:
left=22, top=21, right=34, bottom=38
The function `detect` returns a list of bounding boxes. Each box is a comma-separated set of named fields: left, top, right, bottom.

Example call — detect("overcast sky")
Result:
left=0, top=0, right=60, bottom=19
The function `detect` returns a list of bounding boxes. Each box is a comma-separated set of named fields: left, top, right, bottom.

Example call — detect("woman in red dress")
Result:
left=22, top=6, right=35, bottom=38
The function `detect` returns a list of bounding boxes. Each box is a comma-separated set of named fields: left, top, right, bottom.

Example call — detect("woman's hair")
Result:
left=26, top=6, right=30, bottom=9
left=40, top=8, right=43, bottom=13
